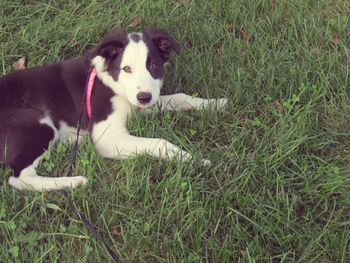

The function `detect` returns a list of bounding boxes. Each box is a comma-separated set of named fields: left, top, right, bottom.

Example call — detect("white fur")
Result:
left=8, top=160, right=87, bottom=192
left=91, top=95, right=198, bottom=162
left=140, top=94, right=228, bottom=114
left=91, top=56, right=123, bottom=95
left=118, top=38, right=161, bottom=107
left=58, top=121, right=86, bottom=143
left=157, top=94, right=228, bottom=111
left=40, top=115, right=59, bottom=141
left=128, top=33, right=142, bottom=39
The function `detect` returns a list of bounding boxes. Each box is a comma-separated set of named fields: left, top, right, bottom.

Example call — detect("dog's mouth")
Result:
left=136, top=101, right=154, bottom=108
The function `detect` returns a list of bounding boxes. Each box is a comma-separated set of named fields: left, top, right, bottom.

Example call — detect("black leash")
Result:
left=60, top=190, right=122, bottom=263
left=60, top=67, right=122, bottom=263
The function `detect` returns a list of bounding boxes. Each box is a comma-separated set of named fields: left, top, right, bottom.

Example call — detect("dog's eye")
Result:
left=150, top=63, right=157, bottom=69
left=122, top=66, right=132, bottom=73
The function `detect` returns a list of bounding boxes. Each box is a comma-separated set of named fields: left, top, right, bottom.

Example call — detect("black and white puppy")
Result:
left=0, top=27, right=227, bottom=191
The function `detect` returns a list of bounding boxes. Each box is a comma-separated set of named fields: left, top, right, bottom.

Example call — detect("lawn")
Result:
left=0, top=0, right=349, bottom=262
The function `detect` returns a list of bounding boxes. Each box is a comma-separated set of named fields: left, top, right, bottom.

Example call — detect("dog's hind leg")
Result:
left=8, top=160, right=87, bottom=192
left=4, top=113, right=87, bottom=191
left=142, top=93, right=228, bottom=113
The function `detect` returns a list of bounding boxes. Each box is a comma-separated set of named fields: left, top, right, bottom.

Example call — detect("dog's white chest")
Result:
left=58, top=121, right=86, bottom=142
left=90, top=96, right=131, bottom=154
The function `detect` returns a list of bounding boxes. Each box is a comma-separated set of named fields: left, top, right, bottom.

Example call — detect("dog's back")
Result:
left=0, top=59, right=87, bottom=176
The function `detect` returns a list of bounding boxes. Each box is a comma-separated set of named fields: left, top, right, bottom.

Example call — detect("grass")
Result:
left=0, top=0, right=350, bottom=262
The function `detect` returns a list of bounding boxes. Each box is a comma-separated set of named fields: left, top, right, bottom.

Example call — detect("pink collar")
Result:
left=86, top=68, right=97, bottom=119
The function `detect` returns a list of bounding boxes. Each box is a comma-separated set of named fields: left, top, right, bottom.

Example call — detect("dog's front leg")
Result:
left=153, top=93, right=228, bottom=112
left=93, top=131, right=211, bottom=165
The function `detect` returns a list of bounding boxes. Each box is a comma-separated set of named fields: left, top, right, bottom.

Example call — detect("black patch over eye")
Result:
left=122, top=66, right=132, bottom=73
left=146, top=56, right=164, bottom=79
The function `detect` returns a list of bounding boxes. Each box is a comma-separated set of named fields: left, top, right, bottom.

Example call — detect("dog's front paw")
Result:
left=206, top=97, right=228, bottom=111
left=70, top=176, right=88, bottom=188
left=216, top=97, right=228, bottom=111
left=201, top=158, right=212, bottom=166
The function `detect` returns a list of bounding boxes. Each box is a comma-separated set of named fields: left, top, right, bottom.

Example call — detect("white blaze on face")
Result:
left=117, top=36, right=161, bottom=107
left=91, top=34, right=163, bottom=108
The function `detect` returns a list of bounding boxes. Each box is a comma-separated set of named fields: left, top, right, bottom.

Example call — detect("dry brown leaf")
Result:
left=224, top=22, right=233, bottom=33
left=332, top=33, right=340, bottom=45
left=128, top=16, right=142, bottom=28
left=111, top=226, right=120, bottom=238
left=274, top=100, right=284, bottom=112
left=13, top=57, right=27, bottom=70
left=311, top=47, right=320, bottom=56
left=270, top=0, right=277, bottom=9
left=239, top=30, right=249, bottom=41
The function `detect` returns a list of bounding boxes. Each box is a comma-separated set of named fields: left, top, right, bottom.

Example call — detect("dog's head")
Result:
left=89, top=27, right=180, bottom=108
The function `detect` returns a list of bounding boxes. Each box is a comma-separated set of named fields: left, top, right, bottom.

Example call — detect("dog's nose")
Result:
left=137, top=92, right=152, bottom=104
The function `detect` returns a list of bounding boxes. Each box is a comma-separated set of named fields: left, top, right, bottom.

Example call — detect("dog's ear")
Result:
left=96, top=40, right=125, bottom=59
left=144, top=27, right=180, bottom=61
left=89, top=30, right=129, bottom=60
